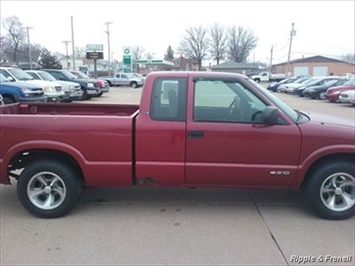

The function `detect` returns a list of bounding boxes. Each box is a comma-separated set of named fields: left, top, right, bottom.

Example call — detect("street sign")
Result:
left=86, top=52, right=104, bottom=60
left=86, top=44, right=103, bottom=51
left=122, top=46, right=132, bottom=73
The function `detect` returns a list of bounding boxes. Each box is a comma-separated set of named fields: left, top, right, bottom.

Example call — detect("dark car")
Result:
left=303, top=78, right=349, bottom=99
left=267, top=77, right=301, bottom=92
left=293, top=77, right=343, bottom=97
left=70, top=71, right=109, bottom=96
left=42, top=69, right=101, bottom=99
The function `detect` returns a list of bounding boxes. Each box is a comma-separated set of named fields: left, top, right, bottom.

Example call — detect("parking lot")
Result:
left=1, top=84, right=354, bottom=266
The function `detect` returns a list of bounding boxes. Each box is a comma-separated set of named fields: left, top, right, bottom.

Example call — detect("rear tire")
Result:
left=303, top=160, right=355, bottom=220
left=17, top=159, right=82, bottom=218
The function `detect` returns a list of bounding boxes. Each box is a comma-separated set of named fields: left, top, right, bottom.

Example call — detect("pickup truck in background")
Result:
left=251, top=72, right=287, bottom=83
left=0, top=67, right=66, bottom=102
left=70, top=70, right=109, bottom=97
left=42, top=69, right=101, bottom=99
left=99, top=72, right=144, bottom=88
left=0, top=71, right=354, bottom=220
left=0, top=73, right=47, bottom=104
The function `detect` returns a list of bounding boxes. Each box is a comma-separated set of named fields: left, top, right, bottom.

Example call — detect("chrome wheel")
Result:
left=319, top=92, right=326, bottom=100
left=27, top=171, right=66, bottom=210
left=320, top=173, right=355, bottom=212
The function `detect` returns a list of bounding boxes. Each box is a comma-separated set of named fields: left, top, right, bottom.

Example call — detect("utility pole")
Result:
left=62, top=41, right=71, bottom=70
left=104, top=22, right=113, bottom=75
left=24, top=26, right=33, bottom=70
left=269, top=45, right=273, bottom=73
left=286, top=22, right=296, bottom=77
left=71, top=16, right=76, bottom=70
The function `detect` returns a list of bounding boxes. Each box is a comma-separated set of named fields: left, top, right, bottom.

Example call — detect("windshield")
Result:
left=324, top=79, right=341, bottom=87
left=0, top=73, right=10, bottom=82
left=74, top=71, right=90, bottom=79
left=344, top=79, right=355, bottom=86
left=60, top=70, right=78, bottom=80
left=293, top=77, right=310, bottom=84
left=38, top=72, right=56, bottom=81
left=246, top=78, right=298, bottom=122
left=9, top=68, right=34, bottom=81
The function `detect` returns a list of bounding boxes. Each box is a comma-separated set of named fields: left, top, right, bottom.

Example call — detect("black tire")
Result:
left=107, top=81, right=112, bottom=87
left=17, top=159, right=82, bottom=218
left=3, top=96, right=15, bottom=104
left=303, top=160, right=355, bottom=220
left=130, top=82, right=138, bottom=88
left=97, top=91, right=104, bottom=97
left=254, top=79, right=260, bottom=83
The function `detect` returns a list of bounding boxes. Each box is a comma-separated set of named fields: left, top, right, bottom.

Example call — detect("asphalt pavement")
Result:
left=1, top=84, right=354, bottom=266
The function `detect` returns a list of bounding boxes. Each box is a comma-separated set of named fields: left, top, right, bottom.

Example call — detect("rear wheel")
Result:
left=17, top=159, right=82, bottom=218
left=303, top=160, right=355, bottom=220
left=130, top=82, right=138, bottom=88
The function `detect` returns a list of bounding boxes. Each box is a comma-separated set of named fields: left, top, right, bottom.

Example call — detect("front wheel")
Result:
left=17, top=159, right=82, bottom=218
left=130, top=82, right=138, bottom=88
left=303, top=160, right=355, bottom=220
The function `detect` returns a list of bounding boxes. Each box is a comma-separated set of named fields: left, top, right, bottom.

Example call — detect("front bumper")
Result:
left=17, top=95, right=48, bottom=103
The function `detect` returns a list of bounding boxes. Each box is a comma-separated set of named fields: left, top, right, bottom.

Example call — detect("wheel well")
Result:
left=2, top=94, right=16, bottom=102
left=130, top=81, right=137, bottom=85
left=301, top=153, right=354, bottom=188
left=9, top=149, right=85, bottom=184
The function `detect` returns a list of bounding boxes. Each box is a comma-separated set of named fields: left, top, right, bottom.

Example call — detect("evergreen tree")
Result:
left=164, top=45, right=174, bottom=61
left=38, top=49, right=62, bottom=69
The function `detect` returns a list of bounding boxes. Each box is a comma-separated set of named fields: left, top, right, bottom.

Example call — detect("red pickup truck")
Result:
left=1, top=71, right=354, bottom=220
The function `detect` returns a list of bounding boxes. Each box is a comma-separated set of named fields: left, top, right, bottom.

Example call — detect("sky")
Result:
left=0, top=0, right=354, bottom=65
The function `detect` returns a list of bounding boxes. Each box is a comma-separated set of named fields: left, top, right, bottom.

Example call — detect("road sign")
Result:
left=122, top=46, right=132, bottom=73
left=123, top=47, right=131, bottom=56
left=86, top=51, right=104, bottom=60
left=86, top=44, right=103, bottom=51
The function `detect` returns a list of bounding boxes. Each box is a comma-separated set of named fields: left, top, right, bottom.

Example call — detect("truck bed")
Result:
left=0, top=102, right=139, bottom=116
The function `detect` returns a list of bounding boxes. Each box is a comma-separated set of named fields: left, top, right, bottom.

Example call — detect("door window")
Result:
left=193, top=79, right=267, bottom=123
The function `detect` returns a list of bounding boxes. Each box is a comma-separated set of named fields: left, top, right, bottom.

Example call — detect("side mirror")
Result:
left=262, top=106, right=279, bottom=125
left=7, top=76, right=15, bottom=82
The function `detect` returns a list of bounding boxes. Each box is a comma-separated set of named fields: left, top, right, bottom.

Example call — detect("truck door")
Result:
left=185, top=77, right=302, bottom=187
left=119, top=74, right=130, bottom=86
left=135, top=77, right=188, bottom=186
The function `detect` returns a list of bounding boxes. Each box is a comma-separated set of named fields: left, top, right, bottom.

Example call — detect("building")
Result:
left=273, top=55, right=355, bottom=77
left=173, top=56, right=199, bottom=71
left=209, top=61, right=265, bottom=75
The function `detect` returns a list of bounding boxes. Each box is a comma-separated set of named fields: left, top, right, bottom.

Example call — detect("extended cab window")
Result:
left=193, top=79, right=267, bottom=123
left=150, top=78, right=187, bottom=121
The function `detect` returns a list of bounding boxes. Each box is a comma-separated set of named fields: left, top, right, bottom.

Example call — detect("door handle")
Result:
left=188, top=131, right=204, bottom=138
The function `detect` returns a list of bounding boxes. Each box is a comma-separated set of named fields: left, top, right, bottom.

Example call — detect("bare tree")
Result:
left=131, top=46, right=145, bottom=60
left=341, top=53, right=355, bottom=64
left=179, top=25, right=210, bottom=70
left=2, top=16, right=26, bottom=62
left=209, top=23, right=227, bottom=65
left=74, top=47, right=86, bottom=58
left=227, top=26, right=258, bottom=63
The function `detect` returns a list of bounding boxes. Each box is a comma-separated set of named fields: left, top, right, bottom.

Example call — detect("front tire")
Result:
left=303, top=160, right=355, bottom=220
left=130, top=82, right=138, bottom=88
left=17, top=159, right=82, bottom=218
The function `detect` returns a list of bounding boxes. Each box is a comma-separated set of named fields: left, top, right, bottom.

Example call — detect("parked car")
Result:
left=293, top=77, right=342, bottom=97
left=70, top=70, right=109, bottom=96
left=278, top=77, right=314, bottom=93
left=303, top=78, right=349, bottom=99
left=25, top=70, right=83, bottom=102
left=339, top=90, right=355, bottom=106
left=325, top=79, right=355, bottom=103
left=42, top=69, right=101, bottom=99
left=0, top=67, right=65, bottom=102
left=0, top=93, right=4, bottom=105
left=99, top=72, right=144, bottom=88
left=267, top=77, right=300, bottom=92
left=0, top=73, right=47, bottom=104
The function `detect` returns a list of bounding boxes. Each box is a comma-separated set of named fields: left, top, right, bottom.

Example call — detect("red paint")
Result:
left=1, top=72, right=354, bottom=190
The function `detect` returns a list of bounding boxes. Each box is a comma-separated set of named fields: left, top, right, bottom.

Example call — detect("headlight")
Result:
left=87, top=83, right=94, bottom=88
left=21, top=87, right=32, bottom=93
left=334, top=91, right=341, bottom=95
left=43, top=86, right=56, bottom=92
left=69, top=85, right=75, bottom=91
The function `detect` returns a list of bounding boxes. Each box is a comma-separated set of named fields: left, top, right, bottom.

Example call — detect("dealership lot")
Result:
left=1, top=85, right=354, bottom=266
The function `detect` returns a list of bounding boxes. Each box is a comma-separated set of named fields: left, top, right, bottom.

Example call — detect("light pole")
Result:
left=24, top=26, right=33, bottom=70
left=71, top=16, right=76, bottom=70
left=286, top=22, right=296, bottom=77
left=104, top=22, right=113, bottom=75
left=62, top=41, right=71, bottom=70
